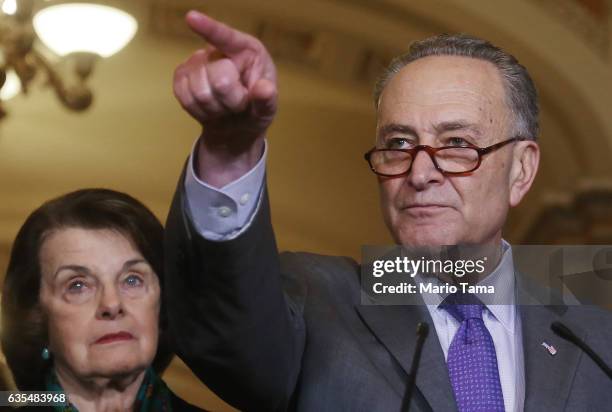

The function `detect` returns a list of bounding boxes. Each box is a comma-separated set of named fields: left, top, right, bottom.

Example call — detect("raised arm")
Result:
left=166, top=11, right=304, bottom=411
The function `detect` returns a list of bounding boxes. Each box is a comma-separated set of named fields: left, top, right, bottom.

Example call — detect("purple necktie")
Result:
left=441, top=294, right=505, bottom=412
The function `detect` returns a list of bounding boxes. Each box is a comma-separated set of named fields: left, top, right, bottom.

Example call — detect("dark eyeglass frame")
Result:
left=364, top=136, right=528, bottom=177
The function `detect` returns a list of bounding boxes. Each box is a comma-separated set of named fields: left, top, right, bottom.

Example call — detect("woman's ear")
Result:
left=509, top=140, right=540, bottom=207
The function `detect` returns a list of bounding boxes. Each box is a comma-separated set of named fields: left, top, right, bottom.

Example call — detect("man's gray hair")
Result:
left=374, top=34, right=539, bottom=140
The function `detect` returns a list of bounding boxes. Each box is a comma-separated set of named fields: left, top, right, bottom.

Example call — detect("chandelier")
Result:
left=0, top=0, right=137, bottom=119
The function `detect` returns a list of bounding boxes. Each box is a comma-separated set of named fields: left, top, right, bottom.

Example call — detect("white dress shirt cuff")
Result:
left=184, top=138, right=267, bottom=241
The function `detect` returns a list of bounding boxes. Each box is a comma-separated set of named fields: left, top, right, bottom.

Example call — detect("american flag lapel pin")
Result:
left=542, top=341, right=557, bottom=356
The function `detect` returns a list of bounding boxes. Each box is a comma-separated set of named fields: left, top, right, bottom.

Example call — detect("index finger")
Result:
left=186, top=11, right=257, bottom=56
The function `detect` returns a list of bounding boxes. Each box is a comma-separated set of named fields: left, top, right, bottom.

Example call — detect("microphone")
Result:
left=551, top=321, right=612, bottom=379
left=401, top=322, right=429, bottom=412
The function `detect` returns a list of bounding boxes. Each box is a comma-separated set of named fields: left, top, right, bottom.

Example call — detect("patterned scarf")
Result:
left=46, top=367, right=173, bottom=412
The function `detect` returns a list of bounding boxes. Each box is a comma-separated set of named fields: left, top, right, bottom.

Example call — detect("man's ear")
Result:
left=509, top=140, right=540, bottom=207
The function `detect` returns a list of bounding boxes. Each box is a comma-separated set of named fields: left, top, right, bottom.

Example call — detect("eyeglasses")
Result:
left=364, top=137, right=527, bottom=177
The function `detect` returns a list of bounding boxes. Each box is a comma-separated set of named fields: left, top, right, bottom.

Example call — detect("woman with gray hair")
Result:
left=1, top=189, right=204, bottom=411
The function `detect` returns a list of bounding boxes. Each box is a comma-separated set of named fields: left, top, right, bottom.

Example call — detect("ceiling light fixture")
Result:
left=0, top=0, right=137, bottom=119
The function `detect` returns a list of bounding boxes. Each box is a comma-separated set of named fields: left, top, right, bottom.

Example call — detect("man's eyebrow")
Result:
left=377, top=123, right=418, bottom=138
left=434, top=121, right=482, bottom=136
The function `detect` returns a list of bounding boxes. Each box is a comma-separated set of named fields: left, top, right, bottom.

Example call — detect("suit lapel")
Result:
left=357, top=304, right=456, bottom=412
left=518, top=285, right=583, bottom=412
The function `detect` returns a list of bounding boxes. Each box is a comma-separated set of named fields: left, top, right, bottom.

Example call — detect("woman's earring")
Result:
left=41, top=347, right=50, bottom=360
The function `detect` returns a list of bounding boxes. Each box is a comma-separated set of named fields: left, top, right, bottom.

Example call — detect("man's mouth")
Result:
left=402, top=204, right=450, bottom=216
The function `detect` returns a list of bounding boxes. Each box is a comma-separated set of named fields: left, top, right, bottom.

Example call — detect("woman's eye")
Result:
left=124, top=274, right=144, bottom=288
left=67, top=279, right=87, bottom=293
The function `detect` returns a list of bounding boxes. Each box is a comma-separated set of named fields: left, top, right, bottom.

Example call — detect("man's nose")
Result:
left=406, top=149, right=444, bottom=189
left=96, top=285, right=124, bottom=320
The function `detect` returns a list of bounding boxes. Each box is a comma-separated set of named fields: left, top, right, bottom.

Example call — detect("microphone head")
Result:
left=551, top=320, right=612, bottom=379
left=551, top=321, right=576, bottom=342
left=416, top=322, right=429, bottom=338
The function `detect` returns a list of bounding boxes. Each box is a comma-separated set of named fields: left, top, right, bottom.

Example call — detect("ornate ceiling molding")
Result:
left=145, top=0, right=435, bottom=90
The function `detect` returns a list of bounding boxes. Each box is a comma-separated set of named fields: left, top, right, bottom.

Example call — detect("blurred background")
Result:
left=0, top=0, right=611, bottom=410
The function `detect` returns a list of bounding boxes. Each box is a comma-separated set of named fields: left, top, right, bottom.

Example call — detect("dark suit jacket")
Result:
left=164, top=178, right=612, bottom=411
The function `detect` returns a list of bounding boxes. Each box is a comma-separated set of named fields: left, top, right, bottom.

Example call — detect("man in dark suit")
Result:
left=165, top=10, right=612, bottom=411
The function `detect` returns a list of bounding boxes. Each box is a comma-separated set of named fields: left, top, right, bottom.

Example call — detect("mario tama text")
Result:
left=370, top=256, right=494, bottom=296
left=360, top=245, right=504, bottom=305
left=372, top=281, right=494, bottom=295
